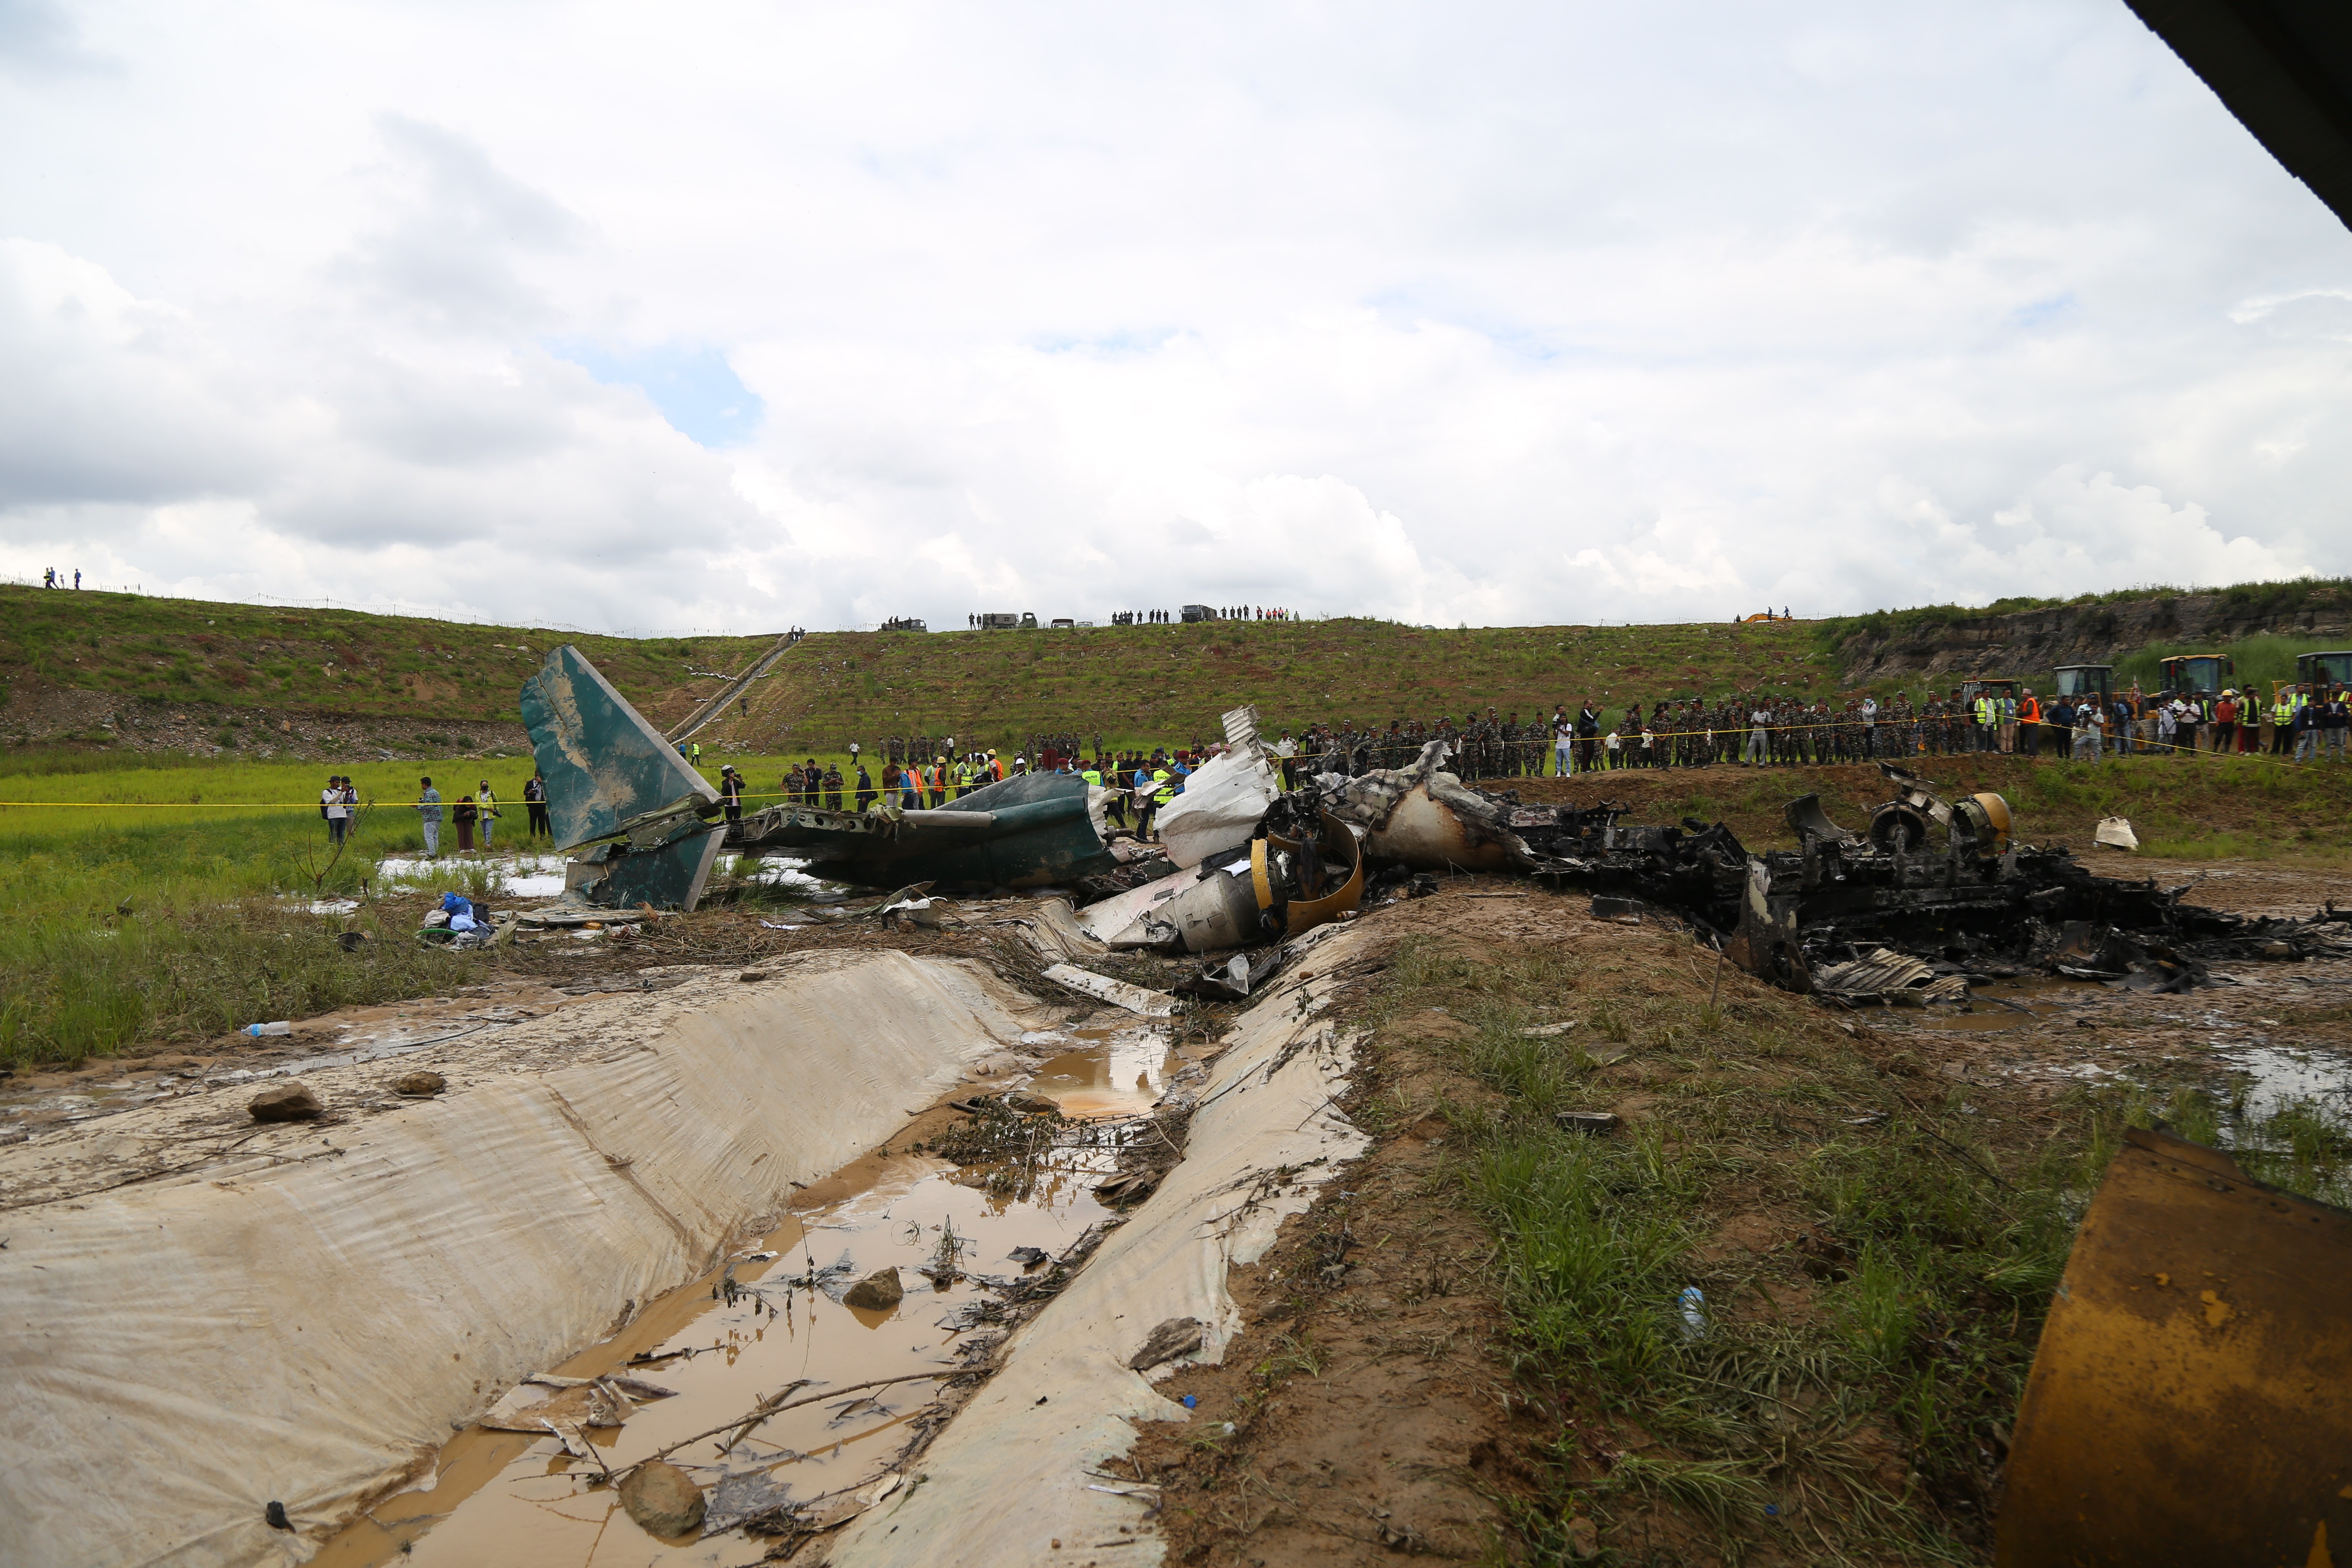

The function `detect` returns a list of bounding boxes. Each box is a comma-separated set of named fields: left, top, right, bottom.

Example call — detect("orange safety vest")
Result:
left=2019, top=695, right=2039, bottom=723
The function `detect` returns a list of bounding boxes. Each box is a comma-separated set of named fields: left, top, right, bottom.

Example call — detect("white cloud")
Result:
left=0, top=0, right=2347, bottom=635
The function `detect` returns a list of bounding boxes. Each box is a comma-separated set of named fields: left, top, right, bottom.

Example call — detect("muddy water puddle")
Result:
left=318, top=1029, right=1170, bottom=1567
left=1907, top=977, right=2080, bottom=1032
left=1024, top=1024, right=1176, bottom=1118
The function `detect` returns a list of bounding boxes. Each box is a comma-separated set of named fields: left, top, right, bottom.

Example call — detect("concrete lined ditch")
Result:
left=4, top=923, right=1377, bottom=1568
left=3, top=950, right=1052, bottom=1567
left=315, top=1089, right=1156, bottom=1564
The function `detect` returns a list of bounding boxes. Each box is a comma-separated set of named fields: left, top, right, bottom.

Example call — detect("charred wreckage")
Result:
left=520, top=644, right=2341, bottom=1003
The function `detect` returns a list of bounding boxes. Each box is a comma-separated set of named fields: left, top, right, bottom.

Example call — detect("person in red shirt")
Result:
left=2212, top=692, right=2237, bottom=753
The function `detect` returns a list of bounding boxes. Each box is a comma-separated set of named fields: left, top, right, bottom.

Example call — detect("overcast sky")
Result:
left=3, top=1, right=2348, bottom=636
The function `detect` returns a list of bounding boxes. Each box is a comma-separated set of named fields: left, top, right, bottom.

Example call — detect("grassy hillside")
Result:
left=721, top=617, right=1836, bottom=753
left=0, top=585, right=775, bottom=724
left=1, top=588, right=1852, bottom=755
left=9, top=580, right=2351, bottom=764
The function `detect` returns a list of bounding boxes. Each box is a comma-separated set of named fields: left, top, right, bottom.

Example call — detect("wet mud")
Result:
left=316, top=1026, right=1172, bottom=1566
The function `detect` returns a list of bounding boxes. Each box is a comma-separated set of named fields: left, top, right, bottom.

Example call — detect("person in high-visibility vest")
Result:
left=1973, top=695, right=1996, bottom=751
left=1138, top=766, right=1174, bottom=839
left=2273, top=692, right=2297, bottom=755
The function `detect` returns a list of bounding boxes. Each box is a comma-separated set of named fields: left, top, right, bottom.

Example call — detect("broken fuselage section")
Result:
left=729, top=771, right=1122, bottom=891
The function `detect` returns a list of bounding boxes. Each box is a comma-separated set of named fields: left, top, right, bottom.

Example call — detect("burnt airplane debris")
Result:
left=1457, top=760, right=2345, bottom=996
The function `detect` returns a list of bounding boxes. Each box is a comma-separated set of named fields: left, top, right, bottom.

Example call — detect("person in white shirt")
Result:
left=2074, top=702, right=2105, bottom=761
left=322, top=775, right=349, bottom=847
left=1742, top=702, right=1770, bottom=766
left=1553, top=709, right=1577, bottom=776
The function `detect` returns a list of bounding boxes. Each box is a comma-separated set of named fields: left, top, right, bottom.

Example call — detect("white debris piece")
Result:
left=1040, top=964, right=1179, bottom=1017
left=2094, top=816, right=2139, bottom=851
left=1155, top=705, right=1281, bottom=869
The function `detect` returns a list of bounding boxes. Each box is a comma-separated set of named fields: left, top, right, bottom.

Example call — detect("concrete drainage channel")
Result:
left=4, top=930, right=1370, bottom=1568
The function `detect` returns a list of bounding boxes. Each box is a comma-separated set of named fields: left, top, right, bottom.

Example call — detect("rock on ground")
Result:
left=619, top=1460, right=705, bottom=1537
left=248, top=1081, right=322, bottom=1121
left=843, top=1267, right=904, bottom=1311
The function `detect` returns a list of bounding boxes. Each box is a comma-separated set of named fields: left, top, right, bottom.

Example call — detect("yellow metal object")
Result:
left=1250, top=837, right=1274, bottom=912
left=1266, top=812, right=1365, bottom=937
left=1996, top=1126, right=2352, bottom=1567
left=1969, top=792, right=2011, bottom=851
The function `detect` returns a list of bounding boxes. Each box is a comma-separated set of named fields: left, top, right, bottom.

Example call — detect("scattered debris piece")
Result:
left=264, top=1502, right=293, bottom=1532
left=1156, top=706, right=1282, bottom=868
left=2094, top=816, right=2139, bottom=851
left=1323, top=740, right=1539, bottom=871
left=619, top=1460, right=706, bottom=1537
left=1127, top=1316, right=1206, bottom=1371
left=1174, top=949, right=1285, bottom=1002
left=842, top=1268, right=905, bottom=1311
left=480, top=1377, right=636, bottom=1432
left=1555, top=1111, right=1622, bottom=1136
left=248, top=1081, right=322, bottom=1122
left=704, top=1470, right=799, bottom=1537
left=390, top=1070, right=446, bottom=1097
left=1040, top=964, right=1178, bottom=1018
left=1007, top=1246, right=1048, bottom=1267
left=1521, top=1021, right=1578, bottom=1038
left=525, top=1372, right=678, bottom=1400
left=1094, top=1170, right=1158, bottom=1204
left=1003, top=1093, right=1060, bottom=1115
left=737, top=970, right=769, bottom=983
left=1809, top=948, right=1967, bottom=1007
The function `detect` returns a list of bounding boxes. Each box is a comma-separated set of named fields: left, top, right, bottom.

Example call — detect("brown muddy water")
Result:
left=317, top=1027, right=1173, bottom=1567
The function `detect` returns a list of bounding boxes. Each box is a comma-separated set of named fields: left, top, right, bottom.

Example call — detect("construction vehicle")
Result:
left=2296, top=650, right=2352, bottom=692
left=1180, top=604, right=1215, bottom=624
left=2157, top=653, right=2234, bottom=694
left=2051, top=663, right=2114, bottom=707
left=977, top=612, right=1038, bottom=630
left=1957, top=677, right=2021, bottom=704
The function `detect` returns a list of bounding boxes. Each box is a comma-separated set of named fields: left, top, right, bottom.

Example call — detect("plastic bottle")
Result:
left=1678, top=1286, right=1706, bottom=1339
left=245, top=1022, right=292, bottom=1037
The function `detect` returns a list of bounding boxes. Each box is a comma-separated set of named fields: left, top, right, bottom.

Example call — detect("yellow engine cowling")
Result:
left=1996, top=1126, right=2352, bottom=1566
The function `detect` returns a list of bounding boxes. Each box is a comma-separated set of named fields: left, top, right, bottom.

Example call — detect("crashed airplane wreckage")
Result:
left=524, top=647, right=2343, bottom=997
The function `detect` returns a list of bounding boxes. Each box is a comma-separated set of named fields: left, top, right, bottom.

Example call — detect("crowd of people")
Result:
left=325, top=678, right=2348, bottom=859
left=1283, top=682, right=2352, bottom=777
left=383, top=770, right=553, bottom=855
left=1107, top=607, right=1298, bottom=625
